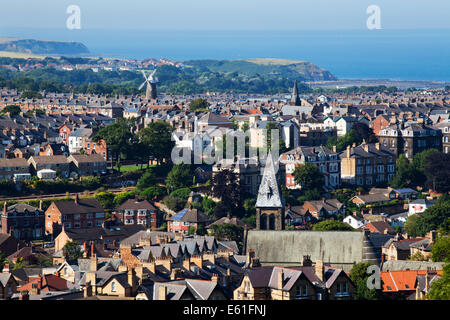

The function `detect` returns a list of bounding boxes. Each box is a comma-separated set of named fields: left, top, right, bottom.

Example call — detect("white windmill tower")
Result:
left=139, top=69, right=158, bottom=100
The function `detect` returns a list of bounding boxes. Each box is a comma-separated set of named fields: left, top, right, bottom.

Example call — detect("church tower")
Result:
left=290, top=80, right=301, bottom=106
left=255, top=153, right=285, bottom=230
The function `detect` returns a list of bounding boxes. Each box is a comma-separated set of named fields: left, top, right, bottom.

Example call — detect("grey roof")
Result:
left=246, top=230, right=378, bottom=272
left=381, top=260, right=445, bottom=272
left=0, top=273, right=13, bottom=287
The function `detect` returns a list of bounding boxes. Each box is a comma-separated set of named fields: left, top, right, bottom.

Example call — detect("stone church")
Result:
left=255, top=153, right=285, bottom=231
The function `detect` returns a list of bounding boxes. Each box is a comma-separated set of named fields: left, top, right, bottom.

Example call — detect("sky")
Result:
left=1, top=0, right=450, bottom=31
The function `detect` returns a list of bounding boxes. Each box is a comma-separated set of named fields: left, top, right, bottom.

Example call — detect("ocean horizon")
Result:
left=1, top=28, right=450, bottom=82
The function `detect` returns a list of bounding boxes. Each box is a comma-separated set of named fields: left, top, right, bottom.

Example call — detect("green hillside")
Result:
left=0, top=38, right=89, bottom=55
left=183, top=58, right=336, bottom=81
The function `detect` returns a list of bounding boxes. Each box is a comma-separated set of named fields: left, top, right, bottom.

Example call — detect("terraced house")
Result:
left=280, top=146, right=341, bottom=190
left=28, top=155, right=70, bottom=178
left=0, top=158, right=29, bottom=180
left=377, top=122, right=442, bottom=160
left=340, top=142, right=396, bottom=187
left=67, top=154, right=107, bottom=176
left=234, top=257, right=356, bottom=300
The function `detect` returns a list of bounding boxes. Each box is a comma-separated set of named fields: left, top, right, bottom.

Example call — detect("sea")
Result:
left=1, top=28, right=450, bottom=81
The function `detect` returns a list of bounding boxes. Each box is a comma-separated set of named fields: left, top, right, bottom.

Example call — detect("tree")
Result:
left=312, top=220, right=355, bottom=231
left=427, top=263, right=450, bottom=300
left=165, top=164, right=193, bottom=191
left=163, top=196, right=186, bottom=212
left=209, top=223, right=244, bottom=246
left=415, top=203, right=450, bottom=236
left=113, top=190, right=136, bottom=207
left=62, top=241, right=83, bottom=261
left=136, top=169, right=156, bottom=190
left=189, top=98, right=209, bottom=111
left=140, top=186, right=167, bottom=201
left=389, top=154, right=414, bottom=188
left=424, top=152, right=450, bottom=193
left=92, top=119, right=134, bottom=169
left=409, top=251, right=427, bottom=261
left=431, top=236, right=450, bottom=262
left=137, top=121, right=174, bottom=165
left=403, top=214, right=421, bottom=237
left=209, top=169, right=242, bottom=214
left=0, top=105, right=21, bottom=116
left=95, top=192, right=116, bottom=210
left=170, top=187, right=192, bottom=200
left=349, top=262, right=382, bottom=300
left=293, top=162, right=325, bottom=191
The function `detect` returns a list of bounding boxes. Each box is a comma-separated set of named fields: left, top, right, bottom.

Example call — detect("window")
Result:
left=336, top=282, right=349, bottom=296
left=295, top=285, right=308, bottom=298
left=111, top=281, right=117, bottom=292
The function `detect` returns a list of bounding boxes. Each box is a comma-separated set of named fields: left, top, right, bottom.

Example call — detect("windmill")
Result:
left=139, top=69, right=158, bottom=100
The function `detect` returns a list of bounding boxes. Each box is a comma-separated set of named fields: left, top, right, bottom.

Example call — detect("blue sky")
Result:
left=1, top=0, right=450, bottom=31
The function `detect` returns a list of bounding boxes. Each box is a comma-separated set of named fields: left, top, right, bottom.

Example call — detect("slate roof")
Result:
left=53, top=198, right=104, bottom=215
left=117, top=198, right=156, bottom=211
left=381, top=260, right=445, bottom=272
left=63, top=225, right=145, bottom=241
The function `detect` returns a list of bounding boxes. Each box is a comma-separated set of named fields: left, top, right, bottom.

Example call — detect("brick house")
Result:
left=0, top=158, right=29, bottom=180
left=54, top=224, right=145, bottom=252
left=59, top=124, right=72, bottom=145
left=39, top=143, right=69, bottom=157
left=44, top=194, right=105, bottom=236
left=67, top=154, right=107, bottom=176
left=83, top=139, right=110, bottom=162
left=115, top=197, right=158, bottom=229
left=1, top=202, right=44, bottom=241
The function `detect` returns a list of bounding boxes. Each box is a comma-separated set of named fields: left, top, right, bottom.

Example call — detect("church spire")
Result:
left=256, top=152, right=284, bottom=208
left=291, top=80, right=301, bottom=106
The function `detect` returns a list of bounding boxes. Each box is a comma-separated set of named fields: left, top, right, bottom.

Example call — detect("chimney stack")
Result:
left=278, top=269, right=284, bottom=290
left=315, top=260, right=324, bottom=281
left=158, top=285, right=167, bottom=300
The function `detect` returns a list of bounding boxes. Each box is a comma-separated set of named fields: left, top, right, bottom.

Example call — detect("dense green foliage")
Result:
left=165, top=164, right=194, bottom=191
left=209, top=223, right=244, bottom=247
left=349, top=262, right=382, bottom=300
left=431, top=236, right=450, bottom=262
left=427, top=263, right=450, bottom=300
left=137, top=121, right=174, bottom=165
left=312, top=220, right=355, bottom=231
left=62, top=241, right=83, bottom=261
left=404, top=199, right=450, bottom=237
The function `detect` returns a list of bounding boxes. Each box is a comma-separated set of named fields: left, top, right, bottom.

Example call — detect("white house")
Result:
left=408, top=199, right=433, bottom=216
left=343, top=215, right=367, bottom=229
